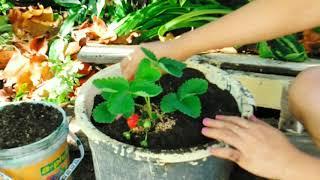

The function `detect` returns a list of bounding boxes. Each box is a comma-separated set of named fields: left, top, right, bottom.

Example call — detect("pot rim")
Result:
left=0, top=101, right=68, bottom=158
left=75, top=58, right=255, bottom=163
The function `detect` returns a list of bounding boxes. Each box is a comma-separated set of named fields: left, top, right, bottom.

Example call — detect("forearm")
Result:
left=282, top=151, right=320, bottom=180
left=165, top=0, right=320, bottom=59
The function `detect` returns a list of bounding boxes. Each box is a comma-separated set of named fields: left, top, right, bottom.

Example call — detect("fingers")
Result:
left=203, top=118, right=249, bottom=139
left=120, top=59, right=129, bottom=77
left=209, top=147, right=241, bottom=163
left=215, top=115, right=251, bottom=128
left=203, top=118, right=244, bottom=129
left=202, top=127, right=242, bottom=149
left=120, top=58, right=135, bottom=80
left=249, top=115, right=269, bottom=126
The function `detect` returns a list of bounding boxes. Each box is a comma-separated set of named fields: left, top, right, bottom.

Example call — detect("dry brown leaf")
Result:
left=22, top=5, right=53, bottom=20
left=0, top=50, right=15, bottom=69
left=71, top=16, right=117, bottom=43
left=13, top=40, right=31, bottom=54
left=0, top=87, right=14, bottom=102
left=65, top=41, right=81, bottom=56
left=302, top=30, right=320, bottom=55
left=9, top=5, right=60, bottom=38
left=1, top=50, right=29, bottom=86
left=79, top=19, right=90, bottom=29
left=40, top=62, right=53, bottom=81
left=29, top=55, right=52, bottom=87
left=1, top=50, right=52, bottom=92
left=30, top=36, right=48, bottom=55
left=72, top=28, right=90, bottom=42
left=16, top=70, right=32, bottom=91
left=111, top=32, right=140, bottom=44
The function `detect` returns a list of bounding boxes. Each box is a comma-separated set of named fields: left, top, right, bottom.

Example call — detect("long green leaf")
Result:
left=158, top=9, right=231, bottom=37
left=179, top=0, right=187, bottom=6
left=53, top=0, right=81, bottom=7
left=59, top=12, right=79, bottom=37
left=257, top=41, right=274, bottom=59
left=0, top=16, right=8, bottom=26
left=0, top=24, right=11, bottom=32
left=0, top=32, right=12, bottom=45
left=96, top=0, right=106, bottom=17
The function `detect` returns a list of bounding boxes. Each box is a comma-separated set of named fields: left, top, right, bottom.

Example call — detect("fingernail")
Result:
left=202, top=118, right=210, bottom=125
left=249, top=115, right=258, bottom=122
left=215, top=115, right=224, bottom=120
left=201, top=127, right=209, bottom=134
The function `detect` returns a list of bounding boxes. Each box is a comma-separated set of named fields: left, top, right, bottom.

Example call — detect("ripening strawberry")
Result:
left=127, top=114, right=139, bottom=129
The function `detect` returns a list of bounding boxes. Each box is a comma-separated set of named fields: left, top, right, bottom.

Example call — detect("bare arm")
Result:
left=121, top=0, right=320, bottom=79
left=174, top=0, right=320, bottom=58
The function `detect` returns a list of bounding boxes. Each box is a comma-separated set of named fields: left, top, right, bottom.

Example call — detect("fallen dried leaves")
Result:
left=1, top=7, right=134, bottom=102
left=0, top=49, right=15, bottom=69
left=0, top=86, right=13, bottom=102
left=302, top=30, right=320, bottom=56
left=8, top=5, right=60, bottom=38
left=0, top=47, right=53, bottom=99
left=72, top=16, right=117, bottom=44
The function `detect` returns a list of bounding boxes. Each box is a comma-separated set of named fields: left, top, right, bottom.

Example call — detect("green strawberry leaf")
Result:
left=160, top=93, right=178, bottom=113
left=101, top=92, right=112, bottom=100
left=135, top=58, right=161, bottom=82
left=158, top=57, right=186, bottom=77
left=141, top=47, right=157, bottom=61
left=108, top=91, right=134, bottom=115
left=93, top=102, right=116, bottom=123
left=177, top=78, right=208, bottom=100
left=130, top=80, right=162, bottom=97
left=93, top=77, right=129, bottom=93
left=176, top=96, right=201, bottom=118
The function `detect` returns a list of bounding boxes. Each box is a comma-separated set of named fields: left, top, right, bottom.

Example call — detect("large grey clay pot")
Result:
left=75, top=56, right=255, bottom=180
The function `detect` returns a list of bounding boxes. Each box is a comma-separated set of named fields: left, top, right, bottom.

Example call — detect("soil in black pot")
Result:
left=0, top=103, right=62, bottom=149
left=91, top=68, right=241, bottom=150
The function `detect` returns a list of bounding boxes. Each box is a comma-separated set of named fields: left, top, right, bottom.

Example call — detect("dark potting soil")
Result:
left=0, top=103, right=62, bottom=149
left=91, top=68, right=240, bottom=150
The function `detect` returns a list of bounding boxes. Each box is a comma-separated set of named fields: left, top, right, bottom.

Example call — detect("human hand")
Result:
left=121, top=41, right=169, bottom=80
left=201, top=115, right=302, bottom=180
left=120, top=41, right=190, bottom=80
left=120, top=45, right=145, bottom=80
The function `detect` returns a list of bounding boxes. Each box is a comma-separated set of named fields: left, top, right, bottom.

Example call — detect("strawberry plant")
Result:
left=92, top=48, right=208, bottom=147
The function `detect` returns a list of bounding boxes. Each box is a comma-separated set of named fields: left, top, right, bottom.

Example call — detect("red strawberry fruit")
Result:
left=127, top=114, right=139, bottom=129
